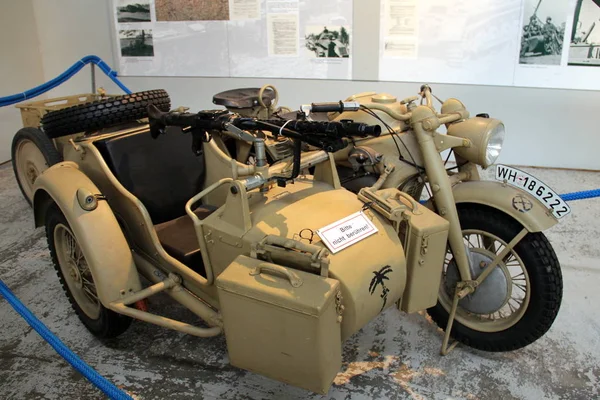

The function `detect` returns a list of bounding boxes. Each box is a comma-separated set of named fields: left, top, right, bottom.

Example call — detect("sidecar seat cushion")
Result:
left=95, top=126, right=205, bottom=224
left=155, top=206, right=217, bottom=275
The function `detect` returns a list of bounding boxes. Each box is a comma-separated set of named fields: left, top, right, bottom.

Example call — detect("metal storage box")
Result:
left=400, top=206, right=450, bottom=313
left=216, top=255, right=342, bottom=394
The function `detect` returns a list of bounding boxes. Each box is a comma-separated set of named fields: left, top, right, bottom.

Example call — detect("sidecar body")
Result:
left=30, top=90, right=450, bottom=393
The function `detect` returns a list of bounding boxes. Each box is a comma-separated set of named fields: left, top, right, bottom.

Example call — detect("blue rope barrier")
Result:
left=419, top=188, right=600, bottom=205
left=0, top=55, right=130, bottom=107
left=0, top=279, right=132, bottom=400
left=560, top=188, right=600, bottom=202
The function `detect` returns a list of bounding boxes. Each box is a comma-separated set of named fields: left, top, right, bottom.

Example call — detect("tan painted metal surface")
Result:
left=32, top=162, right=142, bottom=305
left=217, top=255, right=342, bottom=394
left=450, top=180, right=558, bottom=232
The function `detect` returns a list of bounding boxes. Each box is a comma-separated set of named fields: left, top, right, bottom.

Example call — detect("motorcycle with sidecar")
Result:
left=28, top=89, right=459, bottom=393
left=213, top=83, right=567, bottom=354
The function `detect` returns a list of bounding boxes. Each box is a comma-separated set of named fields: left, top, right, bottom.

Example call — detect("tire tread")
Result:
left=427, top=204, right=562, bottom=352
left=41, top=89, right=171, bottom=138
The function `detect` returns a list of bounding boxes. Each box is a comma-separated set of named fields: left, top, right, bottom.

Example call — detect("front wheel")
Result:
left=427, top=205, right=562, bottom=352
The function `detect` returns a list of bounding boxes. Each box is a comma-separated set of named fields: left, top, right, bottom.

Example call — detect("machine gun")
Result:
left=147, top=104, right=381, bottom=185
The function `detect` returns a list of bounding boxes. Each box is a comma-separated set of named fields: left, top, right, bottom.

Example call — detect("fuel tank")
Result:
left=240, top=177, right=406, bottom=340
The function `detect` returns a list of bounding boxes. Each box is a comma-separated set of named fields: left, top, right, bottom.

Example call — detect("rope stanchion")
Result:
left=0, top=55, right=130, bottom=107
left=0, top=280, right=132, bottom=400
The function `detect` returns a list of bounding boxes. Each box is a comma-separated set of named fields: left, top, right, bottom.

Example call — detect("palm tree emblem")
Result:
left=369, top=265, right=392, bottom=311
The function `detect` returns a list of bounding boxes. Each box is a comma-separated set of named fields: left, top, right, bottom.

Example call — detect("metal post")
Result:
left=90, top=64, right=96, bottom=94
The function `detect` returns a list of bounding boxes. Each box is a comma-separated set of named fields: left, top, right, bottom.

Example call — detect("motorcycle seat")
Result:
left=212, top=87, right=275, bottom=109
left=154, top=205, right=217, bottom=275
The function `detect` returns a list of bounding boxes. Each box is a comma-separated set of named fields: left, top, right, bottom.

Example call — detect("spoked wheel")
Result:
left=11, top=128, right=62, bottom=204
left=428, top=205, right=563, bottom=352
left=54, top=223, right=101, bottom=320
left=46, top=204, right=131, bottom=338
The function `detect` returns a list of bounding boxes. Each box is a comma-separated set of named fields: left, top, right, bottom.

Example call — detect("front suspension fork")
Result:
left=413, top=123, right=472, bottom=283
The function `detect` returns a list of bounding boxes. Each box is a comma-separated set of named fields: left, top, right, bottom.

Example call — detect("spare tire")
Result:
left=41, top=89, right=171, bottom=138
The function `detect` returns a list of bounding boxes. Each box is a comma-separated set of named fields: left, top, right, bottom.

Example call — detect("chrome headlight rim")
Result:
left=483, top=121, right=505, bottom=168
left=448, top=117, right=505, bottom=169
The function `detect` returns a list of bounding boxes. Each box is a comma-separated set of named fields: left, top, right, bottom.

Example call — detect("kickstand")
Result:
left=440, top=285, right=461, bottom=356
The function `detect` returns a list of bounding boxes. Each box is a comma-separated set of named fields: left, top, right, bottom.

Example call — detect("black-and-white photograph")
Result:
left=119, top=29, right=154, bottom=57
left=116, top=0, right=151, bottom=23
left=304, top=26, right=350, bottom=58
left=519, top=0, right=567, bottom=65
left=569, top=0, right=600, bottom=66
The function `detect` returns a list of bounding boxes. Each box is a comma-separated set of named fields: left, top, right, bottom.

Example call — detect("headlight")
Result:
left=447, top=117, right=505, bottom=168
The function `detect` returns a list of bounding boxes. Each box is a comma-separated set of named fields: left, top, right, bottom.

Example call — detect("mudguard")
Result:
left=32, top=162, right=142, bottom=305
left=449, top=180, right=558, bottom=232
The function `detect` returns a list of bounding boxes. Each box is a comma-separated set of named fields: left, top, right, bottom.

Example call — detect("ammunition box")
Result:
left=216, top=255, right=342, bottom=394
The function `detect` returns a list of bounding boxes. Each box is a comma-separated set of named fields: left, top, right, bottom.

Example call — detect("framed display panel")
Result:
left=110, top=0, right=352, bottom=79
left=379, top=0, right=600, bottom=90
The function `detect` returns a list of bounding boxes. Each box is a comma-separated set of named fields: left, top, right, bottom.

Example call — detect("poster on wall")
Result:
left=111, top=0, right=352, bottom=79
left=227, top=0, right=352, bottom=79
left=568, top=0, right=600, bottom=66
left=380, top=0, right=600, bottom=91
left=379, top=0, right=523, bottom=87
left=513, top=0, right=600, bottom=90
left=518, top=0, right=567, bottom=66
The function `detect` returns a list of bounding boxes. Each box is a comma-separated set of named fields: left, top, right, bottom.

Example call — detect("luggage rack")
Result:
left=16, top=92, right=115, bottom=128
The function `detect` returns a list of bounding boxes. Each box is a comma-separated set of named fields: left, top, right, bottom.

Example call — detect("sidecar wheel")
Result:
left=11, top=127, right=62, bottom=205
left=427, top=205, right=562, bottom=352
left=45, top=204, right=132, bottom=338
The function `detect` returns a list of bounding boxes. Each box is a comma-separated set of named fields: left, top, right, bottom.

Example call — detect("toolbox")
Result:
left=217, top=255, right=342, bottom=394
left=400, top=205, right=450, bottom=313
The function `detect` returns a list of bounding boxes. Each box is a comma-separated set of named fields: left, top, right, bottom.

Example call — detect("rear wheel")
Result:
left=45, top=204, right=131, bottom=338
left=11, top=127, right=62, bottom=205
left=427, top=205, right=562, bottom=352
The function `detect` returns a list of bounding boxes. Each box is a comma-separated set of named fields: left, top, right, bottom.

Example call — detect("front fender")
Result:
left=33, top=162, right=142, bottom=305
left=450, top=180, right=558, bottom=232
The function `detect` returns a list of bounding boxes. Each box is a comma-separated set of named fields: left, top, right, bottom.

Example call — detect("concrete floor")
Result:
left=1, top=162, right=599, bottom=400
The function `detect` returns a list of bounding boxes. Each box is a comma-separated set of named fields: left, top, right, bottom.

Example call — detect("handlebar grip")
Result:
left=310, top=101, right=344, bottom=113
left=310, top=101, right=360, bottom=113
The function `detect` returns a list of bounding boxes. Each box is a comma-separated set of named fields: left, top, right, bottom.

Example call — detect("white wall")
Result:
left=0, top=0, right=45, bottom=162
left=2, top=0, right=599, bottom=170
left=31, top=0, right=117, bottom=97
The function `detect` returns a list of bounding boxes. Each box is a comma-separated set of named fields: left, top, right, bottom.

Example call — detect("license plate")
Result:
left=495, top=164, right=571, bottom=219
left=316, top=211, right=378, bottom=253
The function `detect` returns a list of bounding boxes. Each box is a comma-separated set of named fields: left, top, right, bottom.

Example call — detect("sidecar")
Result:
left=30, top=89, right=450, bottom=393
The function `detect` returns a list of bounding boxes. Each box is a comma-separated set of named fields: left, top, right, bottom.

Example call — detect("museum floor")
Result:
left=1, top=161, right=599, bottom=400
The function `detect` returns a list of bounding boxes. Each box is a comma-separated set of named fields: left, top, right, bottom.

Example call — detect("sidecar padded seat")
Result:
left=155, top=206, right=216, bottom=274
left=94, top=126, right=205, bottom=224
left=212, top=87, right=276, bottom=109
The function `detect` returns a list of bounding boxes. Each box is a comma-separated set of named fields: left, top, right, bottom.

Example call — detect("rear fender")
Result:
left=449, top=180, right=558, bottom=232
left=33, top=162, right=142, bottom=305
